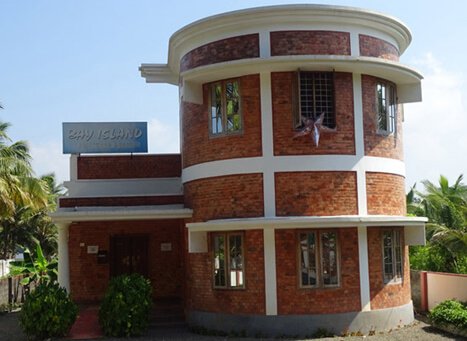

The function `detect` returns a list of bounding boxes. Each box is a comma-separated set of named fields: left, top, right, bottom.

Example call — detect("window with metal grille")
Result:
left=213, top=232, right=244, bottom=289
left=296, top=72, right=336, bottom=128
left=376, top=82, right=397, bottom=134
left=382, top=229, right=403, bottom=284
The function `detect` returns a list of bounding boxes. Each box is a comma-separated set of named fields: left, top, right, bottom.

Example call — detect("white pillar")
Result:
left=353, top=73, right=368, bottom=216
left=260, top=71, right=276, bottom=217
left=57, top=223, right=70, bottom=293
left=70, top=154, right=78, bottom=181
left=263, top=227, right=277, bottom=315
left=358, top=225, right=371, bottom=311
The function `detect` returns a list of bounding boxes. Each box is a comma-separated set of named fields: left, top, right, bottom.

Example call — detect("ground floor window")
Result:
left=212, top=232, right=244, bottom=289
left=299, top=230, right=339, bottom=288
left=382, top=229, right=403, bottom=283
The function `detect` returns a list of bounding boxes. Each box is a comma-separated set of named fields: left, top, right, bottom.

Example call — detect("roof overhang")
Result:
left=51, top=204, right=192, bottom=224
left=187, top=215, right=427, bottom=231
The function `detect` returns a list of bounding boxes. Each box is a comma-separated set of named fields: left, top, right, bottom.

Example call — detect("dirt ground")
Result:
left=0, top=312, right=464, bottom=341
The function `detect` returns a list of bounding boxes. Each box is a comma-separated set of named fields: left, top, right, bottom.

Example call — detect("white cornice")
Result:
left=139, top=64, right=178, bottom=85
left=186, top=215, right=427, bottom=231
left=166, top=5, right=412, bottom=74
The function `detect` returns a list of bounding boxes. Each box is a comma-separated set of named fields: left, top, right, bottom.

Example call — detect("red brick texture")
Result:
left=359, top=35, right=399, bottom=61
left=59, top=195, right=183, bottom=208
left=180, top=34, right=259, bottom=72
left=182, top=74, right=262, bottom=168
left=275, top=171, right=358, bottom=216
left=68, top=219, right=185, bottom=302
left=366, top=173, right=406, bottom=215
left=186, top=230, right=265, bottom=314
left=184, top=174, right=264, bottom=222
left=272, top=72, right=355, bottom=156
left=276, top=228, right=361, bottom=314
left=270, top=31, right=351, bottom=56
left=362, top=75, right=404, bottom=160
left=367, top=227, right=411, bottom=309
left=77, top=154, right=181, bottom=179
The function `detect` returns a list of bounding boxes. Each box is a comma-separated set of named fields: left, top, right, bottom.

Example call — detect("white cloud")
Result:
left=404, top=53, right=467, bottom=189
left=29, top=141, right=69, bottom=185
left=147, top=118, right=180, bottom=153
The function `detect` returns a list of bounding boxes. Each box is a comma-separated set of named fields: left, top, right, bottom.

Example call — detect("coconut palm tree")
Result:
left=0, top=121, right=50, bottom=258
left=411, top=175, right=467, bottom=273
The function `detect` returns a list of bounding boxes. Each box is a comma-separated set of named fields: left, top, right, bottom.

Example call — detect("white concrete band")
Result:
left=182, top=155, right=405, bottom=184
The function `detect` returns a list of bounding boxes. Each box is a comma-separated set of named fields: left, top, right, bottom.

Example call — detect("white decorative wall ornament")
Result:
left=293, top=113, right=336, bottom=146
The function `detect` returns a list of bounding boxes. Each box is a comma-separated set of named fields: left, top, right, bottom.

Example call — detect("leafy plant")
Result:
left=99, top=274, right=152, bottom=337
left=429, top=300, right=467, bottom=330
left=19, top=282, right=77, bottom=340
left=10, top=240, right=57, bottom=285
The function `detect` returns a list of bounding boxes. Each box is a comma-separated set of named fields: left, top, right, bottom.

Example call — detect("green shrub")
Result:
left=19, top=282, right=77, bottom=340
left=429, top=299, right=467, bottom=330
left=99, top=274, right=152, bottom=337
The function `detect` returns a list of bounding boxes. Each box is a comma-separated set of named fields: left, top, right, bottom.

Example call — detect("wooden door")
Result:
left=110, top=235, right=149, bottom=278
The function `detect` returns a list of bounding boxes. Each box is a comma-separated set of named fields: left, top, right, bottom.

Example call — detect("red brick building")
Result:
left=52, top=5, right=427, bottom=336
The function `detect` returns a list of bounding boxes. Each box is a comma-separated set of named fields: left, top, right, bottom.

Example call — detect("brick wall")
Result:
left=182, top=74, right=262, bottom=168
left=184, top=173, right=264, bottom=222
left=68, top=219, right=184, bottom=302
left=270, top=31, right=351, bottom=56
left=180, top=34, right=259, bottom=72
left=272, top=72, right=355, bottom=155
left=275, top=171, right=358, bottom=216
left=359, top=35, right=399, bottom=61
left=366, top=172, right=406, bottom=215
left=186, top=230, right=265, bottom=314
left=367, top=227, right=411, bottom=309
left=60, top=195, right=183, bottom=208
left=362, top=75, right=404, bottom=160
left=276, top=228, right=361, bottom=314
left=77, top=154, right=181, bottom=179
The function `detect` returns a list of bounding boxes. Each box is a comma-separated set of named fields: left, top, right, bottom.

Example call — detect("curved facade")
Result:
left=141, top=4, right=426, bottom=336
left=53, top=4, right=427, bottom=338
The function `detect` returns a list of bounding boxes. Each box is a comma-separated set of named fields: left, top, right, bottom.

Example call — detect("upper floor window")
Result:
left=299, top=230, right=340, bottom=288
left=382, top=229, right=403, bottom=284
left=295, top=72, right=336, bottom=129
left=213, top=232, right=244, bottom=289
left=376, top=82, right=397, bottom=134
left=209, top=79, right=242, bottom=136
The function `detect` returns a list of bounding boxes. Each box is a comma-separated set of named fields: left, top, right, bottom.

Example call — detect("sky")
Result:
left=1, top=0, right=466, bottom=192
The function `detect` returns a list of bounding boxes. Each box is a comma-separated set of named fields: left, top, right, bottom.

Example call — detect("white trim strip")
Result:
left=182, top=155, right=405, bottom=183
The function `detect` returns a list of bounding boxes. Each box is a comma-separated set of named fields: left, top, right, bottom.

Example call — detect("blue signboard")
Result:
left=63, top=122, right=148, bottom=154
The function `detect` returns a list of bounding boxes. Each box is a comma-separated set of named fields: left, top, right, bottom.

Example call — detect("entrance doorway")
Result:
left=110, top=235, right=149, bottom=278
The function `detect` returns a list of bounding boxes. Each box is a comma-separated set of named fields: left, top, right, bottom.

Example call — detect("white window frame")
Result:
left=376, top=81, right=397, bottom=135
left=298, top=230, right=340, bottom=289
left=212, top=232, right=245, bottom=289
left=208, top=79, right=242, bottom=136
left=382, top=229, right=403, bottom=284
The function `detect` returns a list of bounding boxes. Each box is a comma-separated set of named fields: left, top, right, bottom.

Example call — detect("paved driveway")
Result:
left=0, top=312, right=463, bottom=341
